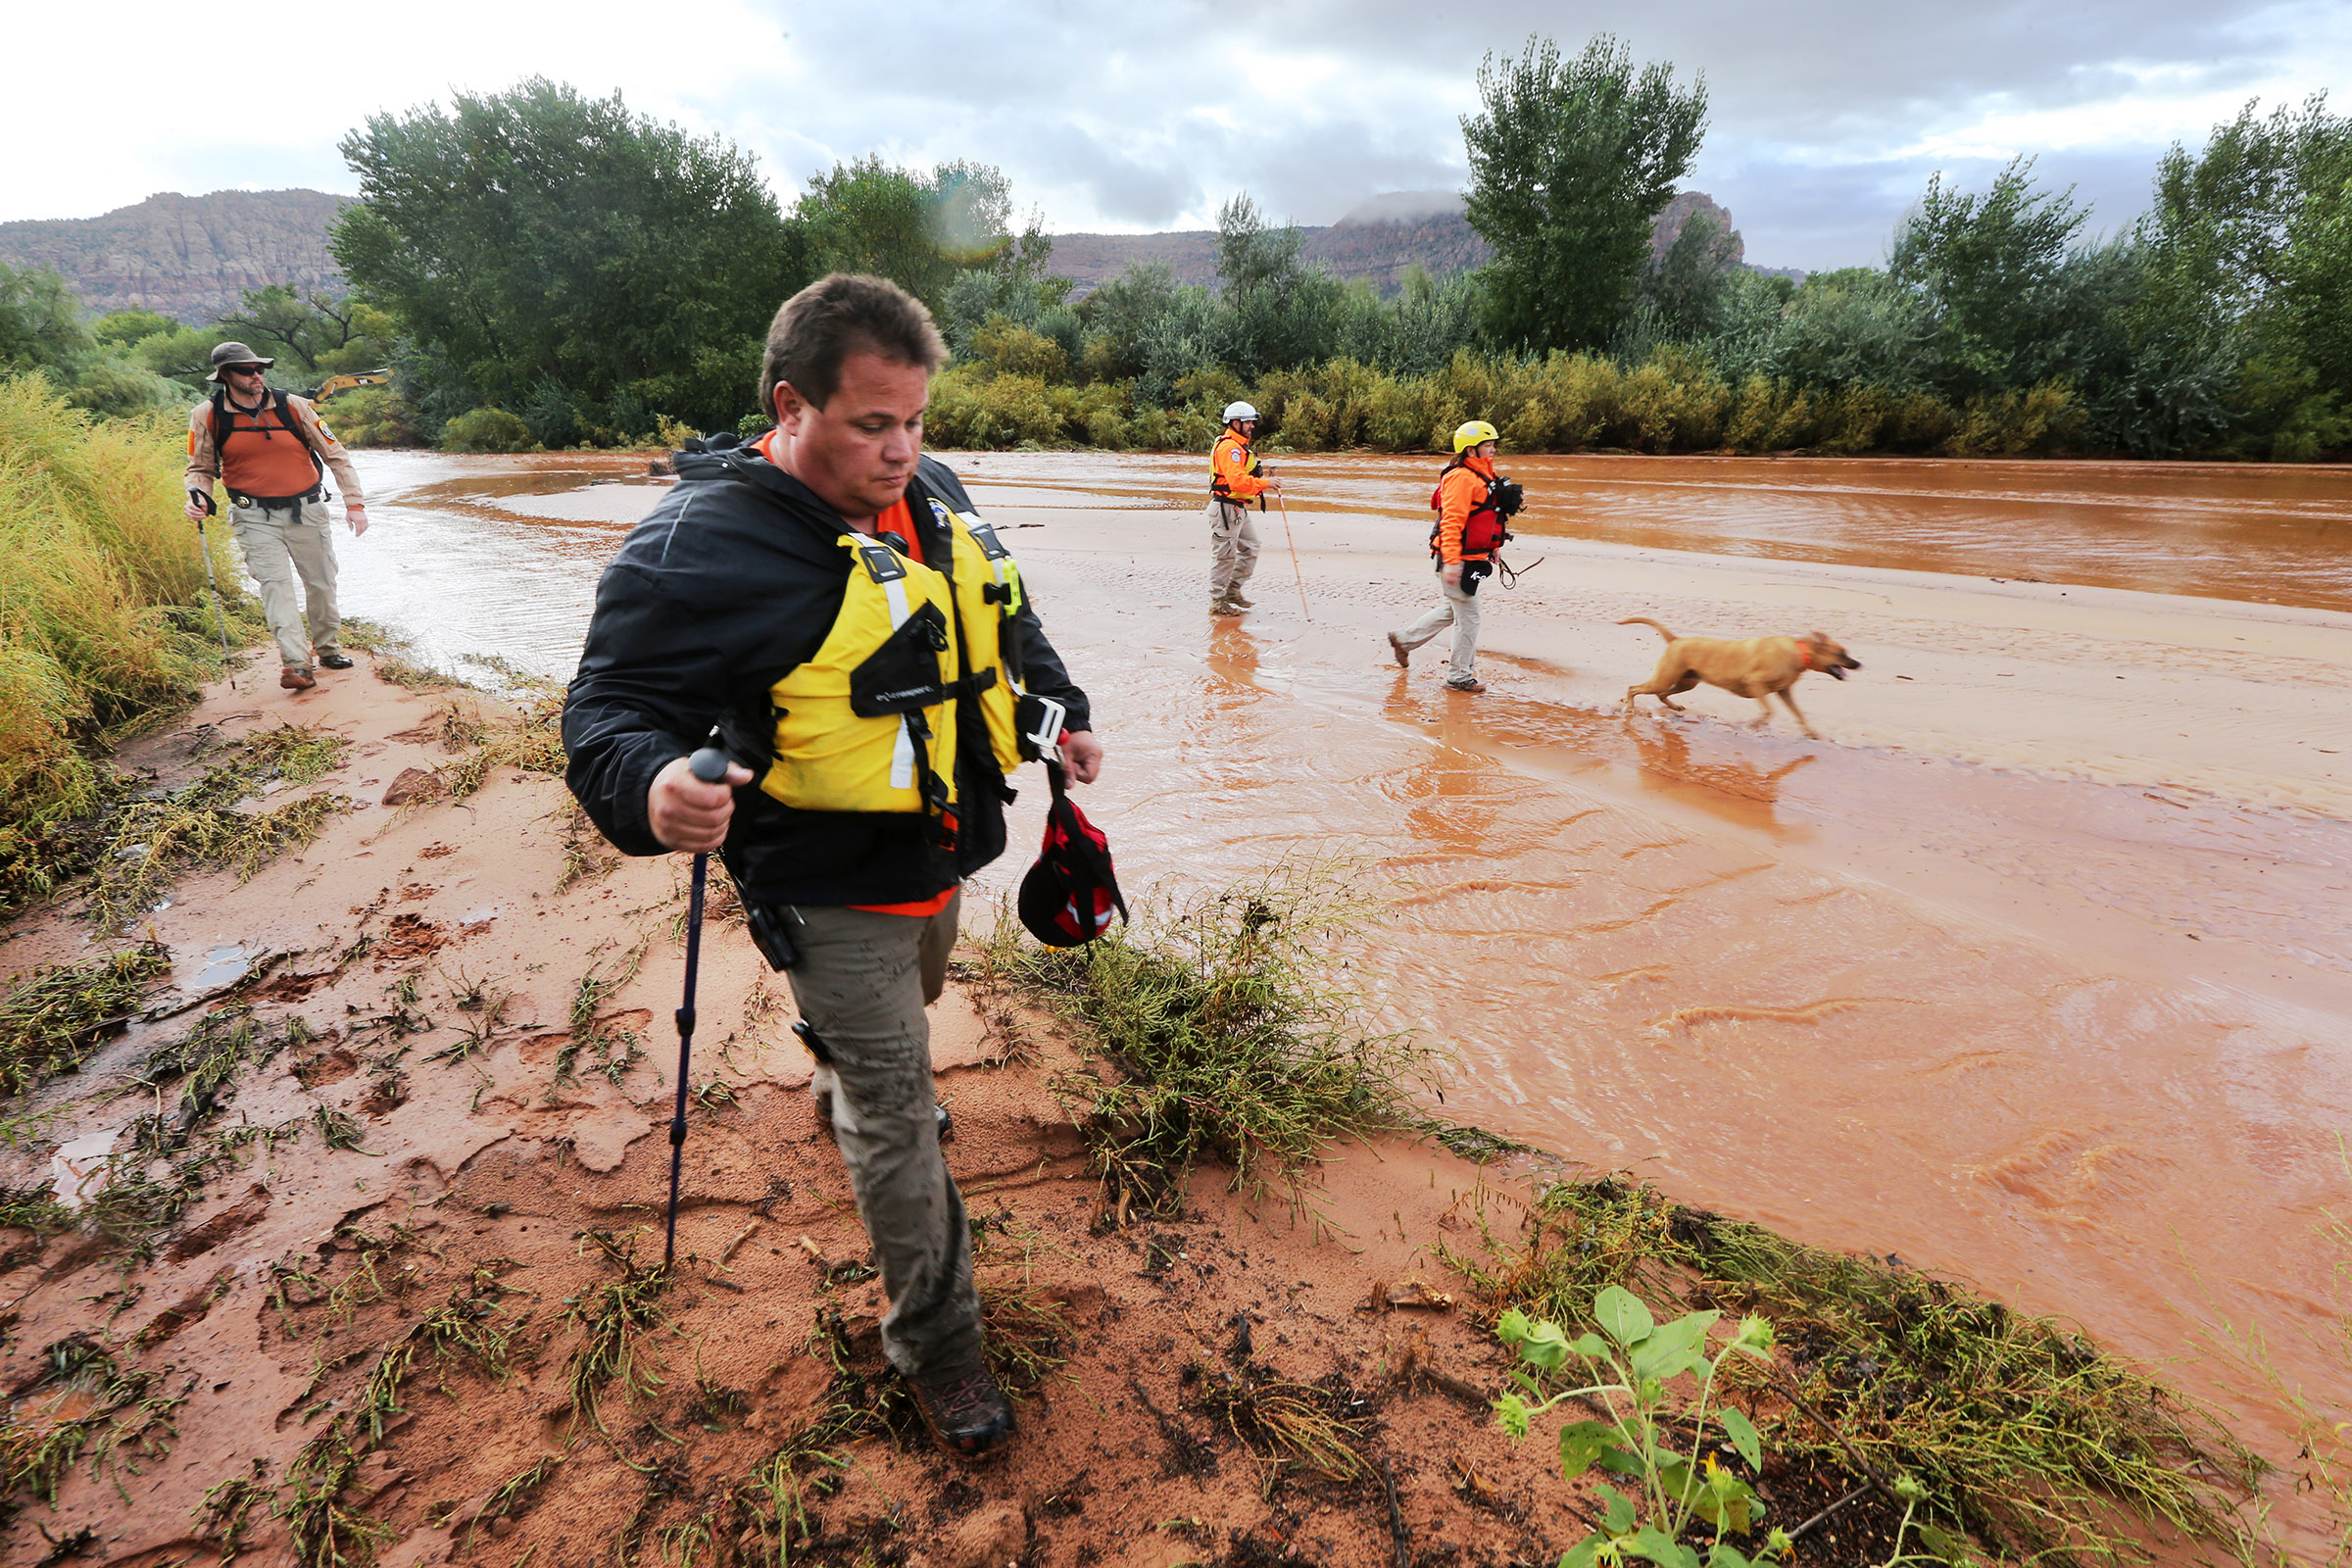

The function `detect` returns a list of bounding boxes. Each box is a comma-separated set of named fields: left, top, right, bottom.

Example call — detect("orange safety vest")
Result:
left=210, top=389, right=325, bottom=503
left=1209, top=430, right=1269, bottom=506
left=1429, top=455, right=1504, bottom=563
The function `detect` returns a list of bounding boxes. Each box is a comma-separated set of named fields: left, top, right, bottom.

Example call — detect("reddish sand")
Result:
left=0, top=660, right=1689, bottom=1567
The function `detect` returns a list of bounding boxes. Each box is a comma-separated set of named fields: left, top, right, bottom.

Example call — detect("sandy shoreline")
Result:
left=0, top=659, right=1660, bottom=1566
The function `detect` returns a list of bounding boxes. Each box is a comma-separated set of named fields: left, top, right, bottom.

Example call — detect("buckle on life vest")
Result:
left=966, top=519, right=1010, bottom=561
left=855, top=538, right=907, bottom=584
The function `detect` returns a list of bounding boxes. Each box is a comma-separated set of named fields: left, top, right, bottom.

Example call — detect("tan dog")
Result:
left=1619, top=617, right=1861, bottom=739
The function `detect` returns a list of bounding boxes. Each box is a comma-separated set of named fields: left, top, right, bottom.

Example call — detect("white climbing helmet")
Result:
left=1222, top=401, right=1259, bottom=425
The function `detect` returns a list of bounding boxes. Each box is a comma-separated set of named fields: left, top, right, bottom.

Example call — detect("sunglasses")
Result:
left=225, top=365, right=267, bottom=376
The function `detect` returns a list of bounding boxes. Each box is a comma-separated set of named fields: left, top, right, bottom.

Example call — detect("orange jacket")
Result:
left=1433, top=452, right=1497, bottom=564
left=1210, top=430, right=1269, bottom=503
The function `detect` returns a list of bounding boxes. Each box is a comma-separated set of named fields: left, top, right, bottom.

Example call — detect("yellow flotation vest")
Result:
left=758, top=506, right=1036, bottom=842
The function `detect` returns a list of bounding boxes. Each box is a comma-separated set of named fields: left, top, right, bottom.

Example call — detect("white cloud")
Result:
left=6, top=0, right=2349, bottom=268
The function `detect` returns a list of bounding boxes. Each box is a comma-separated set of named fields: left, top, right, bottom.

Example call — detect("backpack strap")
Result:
left=208, top=390, right=230, bottom=474
left=208, top=386, right=326, bottom=486
left=272, top=388, right=327, bottom=483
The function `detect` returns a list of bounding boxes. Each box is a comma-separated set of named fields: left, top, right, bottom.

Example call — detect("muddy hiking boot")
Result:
left=1224, top=590, right=1254, bottom=608
left=1445, top=675, right=1486, bottom=694
left=909, top=1363, right=1015, bottom=1459
left=1209, top=598, right=1246, bottom=616
left=279, top=666, right=316, bottom=691
left=1387, top=631, right=1409, bottom=667
left=796, top=1023, right=952, bottom=1142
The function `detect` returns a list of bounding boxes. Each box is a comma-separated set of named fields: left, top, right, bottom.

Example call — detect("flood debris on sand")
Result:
left=0, top=647, right=2307, bottom=1567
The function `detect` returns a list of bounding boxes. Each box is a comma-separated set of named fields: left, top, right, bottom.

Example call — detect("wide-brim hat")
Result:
left=207, top=341, right=275, bottom=380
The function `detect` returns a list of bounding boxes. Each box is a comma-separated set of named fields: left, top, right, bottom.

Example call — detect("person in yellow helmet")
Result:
left=1206, top=400, right=1279, bottom=614
left=1386, top=419, right=1511, bottom=693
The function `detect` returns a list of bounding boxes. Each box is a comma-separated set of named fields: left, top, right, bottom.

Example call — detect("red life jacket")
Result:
left=1429, top=460, right=1508, bottom=559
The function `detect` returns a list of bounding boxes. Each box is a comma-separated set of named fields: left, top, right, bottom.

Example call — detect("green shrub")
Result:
left=0, top=375, right=258, bottom=913
left=325, top=386, right=425, bottom=448
left=439, top=407, right=537, bottom=454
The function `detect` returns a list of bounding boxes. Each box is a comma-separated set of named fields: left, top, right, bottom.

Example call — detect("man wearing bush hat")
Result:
left=181, top=341, right=370, bottom=692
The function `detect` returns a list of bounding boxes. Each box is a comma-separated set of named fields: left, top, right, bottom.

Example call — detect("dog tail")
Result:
left=1617, top=616, right=1677, bottom=642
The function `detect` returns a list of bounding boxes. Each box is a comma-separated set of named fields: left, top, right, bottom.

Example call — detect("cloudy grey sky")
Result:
left=11, top=0, right=2347, bottom=267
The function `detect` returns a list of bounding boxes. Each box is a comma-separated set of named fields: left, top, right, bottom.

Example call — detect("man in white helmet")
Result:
left=1205, top=401, right=1279, bottom=614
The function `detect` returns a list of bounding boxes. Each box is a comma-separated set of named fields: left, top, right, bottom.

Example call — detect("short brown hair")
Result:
left=760, top=273, right=948, bottom=414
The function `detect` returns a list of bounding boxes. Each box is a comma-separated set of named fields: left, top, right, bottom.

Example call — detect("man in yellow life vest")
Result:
left=1206, top=399, right=1280, bottom=614
left=564, top=275, right=1103, bottom=1461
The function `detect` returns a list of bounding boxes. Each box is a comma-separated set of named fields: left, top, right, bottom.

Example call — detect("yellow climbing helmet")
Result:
left=1452, top=419, right=1499, bottom=454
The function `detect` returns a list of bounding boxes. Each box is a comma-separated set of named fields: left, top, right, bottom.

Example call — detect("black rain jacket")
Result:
left=562, top=446, right=1092, bottom=906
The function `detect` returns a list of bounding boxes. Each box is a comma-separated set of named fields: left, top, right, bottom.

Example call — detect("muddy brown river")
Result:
left=339, top=449, right=2352, bottom=1546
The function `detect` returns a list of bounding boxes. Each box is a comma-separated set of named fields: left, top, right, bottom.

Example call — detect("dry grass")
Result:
left=0, top=377, right=272, bottom=914
left=81, top=723, right=349, bottom=932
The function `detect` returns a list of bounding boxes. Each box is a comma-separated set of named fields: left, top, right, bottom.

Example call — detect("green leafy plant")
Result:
left=1495, top=1286, right=1788, bottom=1568
left=977, top=860, right=1438, bottom=1217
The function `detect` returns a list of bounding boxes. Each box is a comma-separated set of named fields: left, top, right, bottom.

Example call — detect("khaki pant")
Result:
left=778, top=893, right=980, bottom=1377
left=229, top=499, right=339, bottom=671
left=1206, top=499, right=1260, bottom=602
left=1393, top=557, right=1483, bottom=683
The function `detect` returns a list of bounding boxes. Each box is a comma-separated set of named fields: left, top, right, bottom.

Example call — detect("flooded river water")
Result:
left=338, top=448, right=2352, bottom=1544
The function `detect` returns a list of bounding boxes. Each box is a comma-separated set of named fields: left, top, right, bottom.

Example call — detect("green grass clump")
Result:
left=83, top=725, right=347, bottom=931
left=0, top=377, right=267, bottom=893
left=1448, top=1175, right=2260, bottom=1564
left=0, top=1333, right=185, bottom=1511
left=560, top=1230, right=669, bottom=1434
left=977, top=862, right=1438, bottom=1214
left=0, top=941, right=170, bottom=1096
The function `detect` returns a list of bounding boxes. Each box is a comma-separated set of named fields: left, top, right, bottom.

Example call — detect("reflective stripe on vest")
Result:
left=930, top=498, right=1030, bottom=773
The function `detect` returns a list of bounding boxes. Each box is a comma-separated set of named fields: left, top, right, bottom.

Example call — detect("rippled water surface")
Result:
left=338, top=446, right=2352, bottom=1548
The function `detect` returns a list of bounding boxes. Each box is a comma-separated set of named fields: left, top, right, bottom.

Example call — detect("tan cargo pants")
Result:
left=228, top=499, right=340, bottom=672
left=1392, top=556, right=1483, bottom=683
left=778, top=893, right=982, bottom=1377
left=1206, top=499, right=1260, bottom=603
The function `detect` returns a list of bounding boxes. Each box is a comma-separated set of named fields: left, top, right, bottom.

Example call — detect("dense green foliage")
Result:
left=332, top=77, right=797, bottom=444
left=1464, top=35, right=1710, bottom=353
left=925, top=81, right=2352, bottom=461
left=0, top=263, right=183, bottom=418
left=28, top=38, right=2342, bottom=462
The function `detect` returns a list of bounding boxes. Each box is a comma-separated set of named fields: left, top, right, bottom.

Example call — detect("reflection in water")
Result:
left=1626, top=716, right=1817, bottom=825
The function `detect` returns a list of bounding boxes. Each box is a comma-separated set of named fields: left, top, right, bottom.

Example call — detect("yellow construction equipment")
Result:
left=307, top=368, right=393, bottom=401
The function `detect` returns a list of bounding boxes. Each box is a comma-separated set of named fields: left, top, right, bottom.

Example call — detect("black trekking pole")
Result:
left=188, top=492, right=237, bottom=690
left=662, top=746, right=733, bottom=1270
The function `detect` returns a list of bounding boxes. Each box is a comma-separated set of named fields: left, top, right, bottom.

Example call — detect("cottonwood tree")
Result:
left=332, top=77, right=797, bottom=436
left=1462, top=34, right=1708, bottom=353
left=1888, top=158, right=2091, bottom=402
left=791, top=157, right=1023, bottom=309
